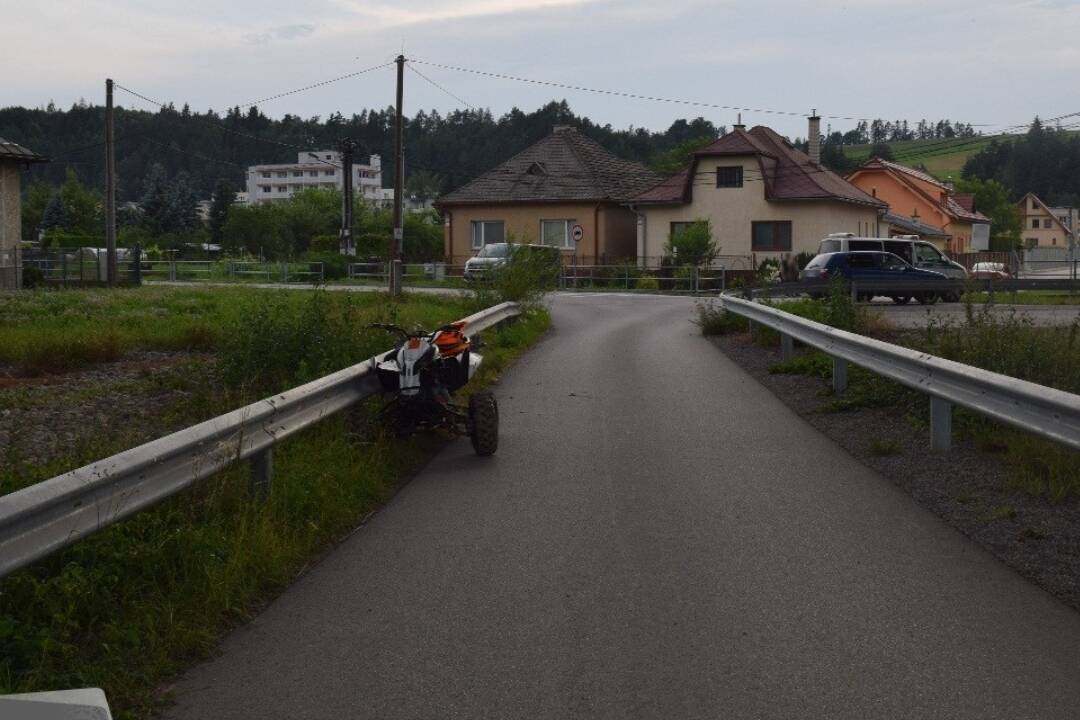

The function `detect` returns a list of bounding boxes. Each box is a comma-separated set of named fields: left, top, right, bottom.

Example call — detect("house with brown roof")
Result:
left=1018, top=193, right=1075, bottom=249
left=846, top=158, right=990, bottom=253
left=1, top=137, right=48, bottom=289
left=629, top=121, right=886, bottom=265
left=435, top=126, right=662, bottom=264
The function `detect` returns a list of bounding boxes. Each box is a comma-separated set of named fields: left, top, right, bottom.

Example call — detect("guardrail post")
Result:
left=780, top=333, right=794, bottom=360
left=850, top=281, right=858, bottom=304
left=832, top=357, right=848, bottom=393
left=250, top=447, right=273, bottom=499
left=930, top=396, right=952, bottom=452
left=169, top=261, right=177, bottom=281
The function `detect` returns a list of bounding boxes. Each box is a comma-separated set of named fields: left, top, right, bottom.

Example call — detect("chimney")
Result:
left=733, top=112, right=745, bottom=131
left=808, top=109, right=821, bottom=165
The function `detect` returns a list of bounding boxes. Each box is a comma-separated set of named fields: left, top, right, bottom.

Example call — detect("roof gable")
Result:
left=633, top=125, right=883, bottom=208
left=0, top=137, right=47, bottom=163
left=850, top=158, right=988, bottom=224
left=437, top=127, right=662, bottom=206
left=1020, top=193, right=1074, bottom=237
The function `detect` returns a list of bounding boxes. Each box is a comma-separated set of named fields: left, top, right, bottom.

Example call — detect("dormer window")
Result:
left=716, top=166, right=743, bottom=188
left=526, top=161, right=547, bottom=176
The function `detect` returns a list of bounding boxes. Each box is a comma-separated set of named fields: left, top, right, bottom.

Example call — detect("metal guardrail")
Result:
left=719, top=294, right=1080, bottom=454
left=748, top=277, right=1079, bottom=301
left=0, top=302, right=522, bottom=579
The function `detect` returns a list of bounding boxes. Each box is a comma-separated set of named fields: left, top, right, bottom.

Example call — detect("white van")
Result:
left=816, top=234, right=967, bottom=300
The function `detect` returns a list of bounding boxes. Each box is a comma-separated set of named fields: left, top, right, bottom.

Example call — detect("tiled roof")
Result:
left=882, top=211, right=950, bottom=239
left=436, top=126, right=662, bottom=206
left=853, top=157, right=989, bottom=223
left=632, top=126, right=884, bottom=208
left=0, top=137, right=47, bottom=163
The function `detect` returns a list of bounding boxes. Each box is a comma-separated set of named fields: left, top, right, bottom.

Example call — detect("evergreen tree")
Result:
left=140, top=163, right=171, bottom=233
left=208, top=179, right=237, bottom=244
left=167, top=171, right=199, bottom=231
left=40, top=191, right=70, bottom=233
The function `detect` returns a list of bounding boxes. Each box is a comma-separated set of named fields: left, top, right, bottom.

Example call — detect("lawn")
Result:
left=0, top=285, right=550, bottom=719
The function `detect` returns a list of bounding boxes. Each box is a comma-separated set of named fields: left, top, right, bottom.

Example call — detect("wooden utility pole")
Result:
left=339, top=138, right=355, bottom=255
left=390, top=54, right=405, bottom=296
left=105, top=78, right=117, bottom=286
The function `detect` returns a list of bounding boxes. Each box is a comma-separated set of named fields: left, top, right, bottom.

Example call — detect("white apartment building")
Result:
left=246, top=151, right=382, bottom=204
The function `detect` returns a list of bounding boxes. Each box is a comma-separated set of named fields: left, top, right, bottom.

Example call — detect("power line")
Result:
left=239, top=61, right=395, bottom=108
left=409, top=58, right=994, bottom=126
left=407, top=64, right=475, bottom=110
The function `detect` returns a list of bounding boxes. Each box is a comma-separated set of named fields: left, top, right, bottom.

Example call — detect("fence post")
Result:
left=691, top=266, right=699, bottom=295
left=930, top=396, right=952, bottom=452
left=249, top=448, right=273, bottom=499
left=61, top=251, right=68, bottom=288
left=131, top=245, right=142, bottom=285
left=832, top=357, right=848, bottom=393
left=780, top=333, right=794, bottom=360
left=169, top=261, right=177, bottom=282
left=721, top=267, right=726, bottom=293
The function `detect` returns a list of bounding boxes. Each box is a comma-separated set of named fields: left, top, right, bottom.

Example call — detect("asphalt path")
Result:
left=164, top=293, right=1080, bottom=719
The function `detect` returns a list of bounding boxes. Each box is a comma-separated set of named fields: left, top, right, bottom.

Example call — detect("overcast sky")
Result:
left=3, top=0, right=1078, bottom=139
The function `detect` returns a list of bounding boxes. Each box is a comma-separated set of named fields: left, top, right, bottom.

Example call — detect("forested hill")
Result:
left=0, top=100, right=725, bottom=201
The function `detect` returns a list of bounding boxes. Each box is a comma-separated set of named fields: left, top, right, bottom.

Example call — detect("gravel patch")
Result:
left=0, top=351, right=211, bottom=470
left=711, top=331, right=1080, bottom=613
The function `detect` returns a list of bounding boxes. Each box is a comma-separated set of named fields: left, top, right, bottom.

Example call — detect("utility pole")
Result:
left=105, top=78, right=117, bottom=286
left=339, top=138, right=355, bottom=256
left=390, top=54, right=405, bottom=296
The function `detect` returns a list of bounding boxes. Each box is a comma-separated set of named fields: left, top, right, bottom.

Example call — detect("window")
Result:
left=847, top=254, right=877, bottom=268
left=277, top=185, right=287, bottom=192
left=881, top=253, right=907, bottom=270
left=1032, top=218, right=1040, bottom=229
left=1052, top=238, right=1058, bottom=245
left=261, top=185, right=271, bottom=193
left=309, top=170, right=318, bottom=177
left=325, top=154, right=332, bottom=160
left=716, top=166, right=743, bottom=188
left=915, top=244, right=943, bottom=263
left=670, top=222, right=696, bottom=238
left=471, top=220, right=505, bottom=249
left=540, top=219, right=575, bottom=249
left=293, top=171, right=303, bottom=177
left=751, top=221, right=792, bottom=251
left=261, top=171, right=271, bottom=178
left=850, top=239, right=882, bottom=252
left=324, top=170, right=335, bottom=177
left=277, top=172, right=287, bottom=178
left=1043, top=219, right=1052, bottom=229
left=1032, top=200, right=1038, bottom=210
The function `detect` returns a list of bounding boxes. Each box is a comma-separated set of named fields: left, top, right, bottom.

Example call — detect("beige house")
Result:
left=1018, top=193, right=1075, bottom=249
left=436, top=126, right=661, bottom=264
left=0, top=138, right=47, bottom=289
left=629, top=122, right=885, bottom=266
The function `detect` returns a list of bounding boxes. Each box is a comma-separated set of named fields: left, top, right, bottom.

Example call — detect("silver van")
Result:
left=816, top=234, right=967, bottom=300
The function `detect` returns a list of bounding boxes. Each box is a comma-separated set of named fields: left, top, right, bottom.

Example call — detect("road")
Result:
left=164, top=293, right=1080, bottom=719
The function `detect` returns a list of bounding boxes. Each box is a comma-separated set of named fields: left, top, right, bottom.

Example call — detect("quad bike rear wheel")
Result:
left=469, top=392, right=499, bottom=456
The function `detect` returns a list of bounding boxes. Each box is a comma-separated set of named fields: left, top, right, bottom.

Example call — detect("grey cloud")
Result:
left=245, top=23, right=316, bottom=44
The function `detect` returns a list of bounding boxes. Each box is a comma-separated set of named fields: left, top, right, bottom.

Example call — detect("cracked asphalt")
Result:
left=163, top=293, right=1080, bottom=720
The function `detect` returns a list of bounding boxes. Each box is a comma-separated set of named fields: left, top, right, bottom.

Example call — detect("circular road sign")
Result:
left=571, top=224, right=584, bottom=243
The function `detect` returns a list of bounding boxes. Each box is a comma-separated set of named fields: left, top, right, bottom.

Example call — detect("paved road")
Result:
left=869, top=300, right=1080, bottom=327
left=164, top=293, right=1080, bottom=719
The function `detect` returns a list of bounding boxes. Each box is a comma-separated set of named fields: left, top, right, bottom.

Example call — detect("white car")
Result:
left=463, top=243, right=513, bottom=280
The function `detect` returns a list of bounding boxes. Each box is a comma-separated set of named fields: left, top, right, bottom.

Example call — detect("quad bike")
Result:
left=369, top=321, right=499, bottom=455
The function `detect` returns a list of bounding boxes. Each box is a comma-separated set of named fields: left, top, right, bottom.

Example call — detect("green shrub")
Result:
left=637, top=274, right=659, bottom=290
left=303, top=251, right=352, bottom=280
left=309, top=235, right=340, bottom=253
left=695, top=300, right=744, bottom=336
left=21, top=266, right=43, bottom=289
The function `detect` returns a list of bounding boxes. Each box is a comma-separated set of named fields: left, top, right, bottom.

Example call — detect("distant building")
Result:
left=0, top=137, right=48, bottom=289
left=846, top=158, right=990, bottom=253
left=633, top=119, right=884, bottom=263
left=436, top=126, right=661, bottom=264
left=246, top=151, right=382, bottom=205
left=1019, top=193, right=1075, bottom=249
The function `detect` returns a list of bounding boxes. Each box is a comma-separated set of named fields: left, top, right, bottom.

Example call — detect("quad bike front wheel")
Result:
left=469, top=392, right=499, bottom=456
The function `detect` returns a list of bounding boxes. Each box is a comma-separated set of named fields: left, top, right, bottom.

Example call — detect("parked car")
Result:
left=817, top=233, right=967, bottom=300
left=464, top=243, right=513, bottom=280
left=970, top=262, right=1012, bottom=281
left=800, top=251, right=948, bottom=304
left=463, top=243, right=560, bottom=282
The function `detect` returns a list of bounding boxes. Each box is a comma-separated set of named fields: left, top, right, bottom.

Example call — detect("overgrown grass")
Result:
left=964, top=290, right=1080, bottom=306
left=0, top=285, right=550, bottom=718
left=754, top=290, right=1080, bottom=501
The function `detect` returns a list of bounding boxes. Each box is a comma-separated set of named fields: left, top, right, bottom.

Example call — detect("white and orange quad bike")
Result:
left=370, top=321, right=499, bottom=455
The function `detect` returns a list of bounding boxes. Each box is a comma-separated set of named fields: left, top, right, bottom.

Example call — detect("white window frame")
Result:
left=471, top=220, right=505, bottom=250
left=540, top=219, right=575, bottom=249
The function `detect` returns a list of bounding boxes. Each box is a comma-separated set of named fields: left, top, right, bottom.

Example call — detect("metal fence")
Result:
left=0, top=301, right=521, bottom=579
left=719, top=294, right=1080, bottom=453
left=21, top=251, right=325, bottom=286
